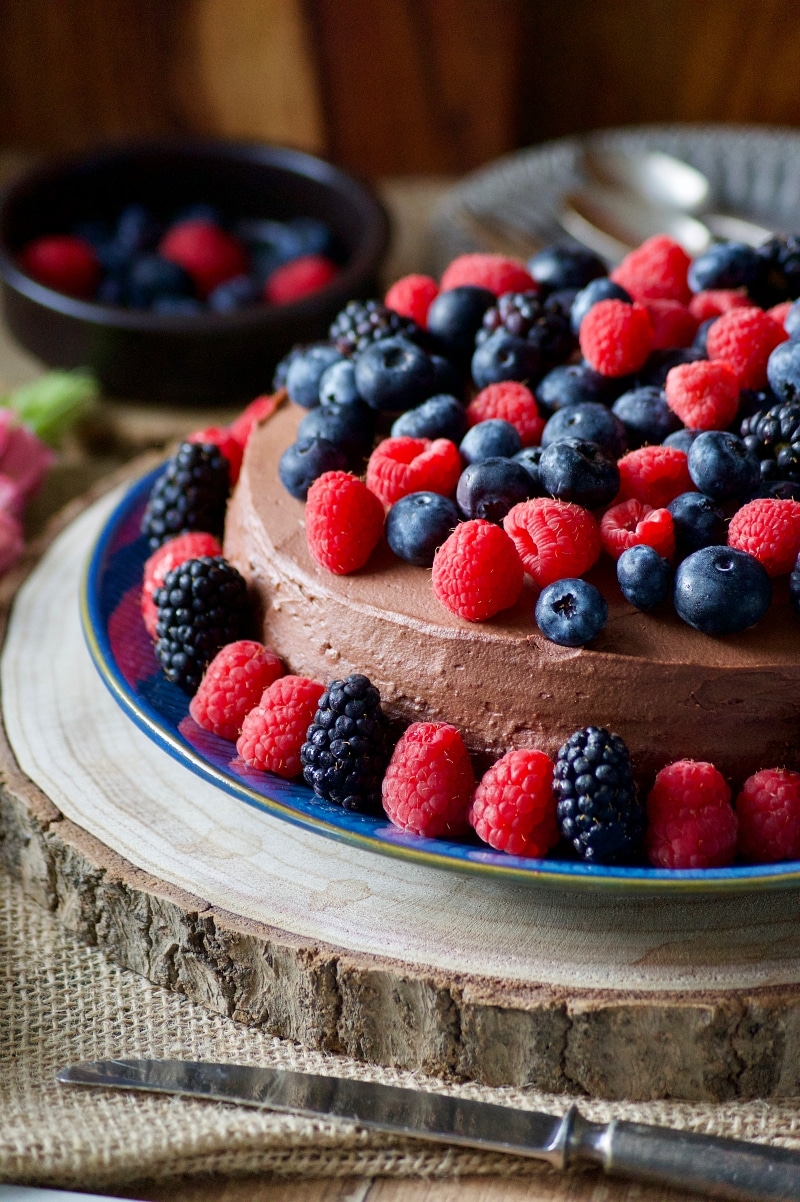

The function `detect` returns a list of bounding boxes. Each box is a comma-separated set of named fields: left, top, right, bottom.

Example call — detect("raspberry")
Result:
left=466, top=382, right=544, bottom=447
left=502, top=497, right=601, bottom=587
left=18, top=234, right=100, bottom=299
left=578, top=299, right=653, bottom=377
left=366, top=436, right=461, bottom=506
left=610, top=234, right=692, bottom=304
left=228, top=391, right=284, bottom=449
left=616, top=445, right=694, bottom=508
left=664, top=359, right=741, bottom=431
left=385, top=274, right=439, bottom=326
left=643, top=299, right=698, bottom=349
left=236, top=675, right=325, bottom=778
left=431, top=519, right=523, bottom=621
left=187, top=425, right=244, bottom=485
left=159, top=219, right=248, bottom=299
left=439, top=253, right=536, bottom=297
left=768, top=300, right=794, bottom=328
left=141, top=531, right=223, bottom=638
left=263, top=253, right=338, bottom=305
left=305, top=471, right=384, bottom=575
left=646, top=759, right=737, bottom=869
left=688, top=289, right=752, bottom=322
left=189, top=640, right=284, bottom=740
left=599, top=499, right=675, bottom=560
left=736, top=768, right=800, bottom=863
left=469, top=747, right=559, bottom=857
left=727, top=497, right=800, bottom=576
left=382, top=722, right=475, bottom=838
left=706, top=307, right=789, bottom=390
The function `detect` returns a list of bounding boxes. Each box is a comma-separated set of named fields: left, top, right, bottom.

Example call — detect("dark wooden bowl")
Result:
left=0, top=140, right=390, bottom=405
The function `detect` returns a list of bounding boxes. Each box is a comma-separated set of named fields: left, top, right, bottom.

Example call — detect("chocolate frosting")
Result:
left=225, top=402, right=800, bottom=782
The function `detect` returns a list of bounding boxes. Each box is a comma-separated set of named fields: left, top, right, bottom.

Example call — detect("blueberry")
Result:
left=535, top=361, right=621, bottom=414
left=207, top=273, right=261, bottom=312
left=287, top=216, right=333, bottom=257
left=123, top=253, right=195, bottom=308
left=535, top=578, right=608, bottom=646
left=693, top=317, right=717, bottom=355
left=471, top=328, right=543, bottom=390
left=663, top=427, right=701, bottom=453
left=512, top=446, right=545, bottom=494
left=612, top=386, right=681, bottom=448
left=747, top=478, right=800, bottom=501
left=278, top=436, right=348, bottom=499
left=354, top=335, right=435, bottom=411
left=767, top=339, right=800, bottom=403
left=785, top=299, right=800, bottom=339
left=116, top=203, right=162, bottom=253
left=542, top=401, right=627, bottom=458
left=318, top=357, right=362, bottom=407
left=616, top=545, right=672, bottom=610
left=667, top=491, right=726, bottom=558
left=428, top=353, right=463, bottom=398
left=527, top=243, right=607, bottom=293
left=538, top=438, right=620, bottom=509
left=688, top=241, right=762, bottom=294
left=273, top=343, right=307, bottom=390
left=426, top=286, right=495, bottom=367
left=636, top=346, right=705, bottom=389
left=95, top=274, right=126, bottom=306
left=687, top=430, right=761, bottom=501
left=385, top=491, right=459, bottom=567
left=738, top=386, right=779, bottom=423
left=456, top=457, right=533, bottom=522
left=235, top=217, right=304, bottom=262
left=151, top=296, right=204, bottom=315
left=673, top=546, right=771, bottom=634
left=545, top=286, right=580, bottom=314
left=392, top=394, right=467, bottom=441
left=286, top=344, right=343, bottom=408
left=570, top=277, right=632, bottom=334
left=297, top=400, right=374, bottom=463
left=460, top=419, right=521, bottom=464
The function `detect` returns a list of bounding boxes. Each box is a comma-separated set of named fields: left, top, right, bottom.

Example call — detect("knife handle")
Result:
left=565, top=1107, right=800, bottom=1202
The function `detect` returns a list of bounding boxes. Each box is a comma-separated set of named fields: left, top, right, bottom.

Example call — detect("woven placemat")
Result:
left=3, top=865, right=800, bottom=1192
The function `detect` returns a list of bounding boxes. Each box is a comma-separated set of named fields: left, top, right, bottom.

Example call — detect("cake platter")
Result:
left=82, top=465, right=800, bottom=895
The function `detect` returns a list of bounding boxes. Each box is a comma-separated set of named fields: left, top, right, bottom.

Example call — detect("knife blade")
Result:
left=57, top=1059, right=800, bottom=1201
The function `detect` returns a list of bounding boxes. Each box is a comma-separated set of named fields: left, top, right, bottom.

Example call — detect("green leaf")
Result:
left=2, top=369, right=99, bottom=446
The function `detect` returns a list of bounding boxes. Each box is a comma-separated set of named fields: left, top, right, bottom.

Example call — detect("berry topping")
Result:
left=187, top=424, right=244, bottom=485
left=687, top=430, right=761, bottom=501
left=644, top=298, right=699, bottom=349
left=279, top=436, right=349, bottom=500
left=305, top=471, right=384, bottom=575
left=503, top=497, right=601, bottom=587
left=263, top=253, right=339, bottom=305
left=470, top=748, right=559, bottom=857
left=612, top=385, right=681, bottom=448
left=673, top=546, right=771, bottom=635
left=570, top=277, right=632, bottom=334
left=736, top=768, right=800, bottom=864
left=579, top=299, right=653, bottom=377
left=301, top=673, right=391, bottom=813
left=527, top=243, right=606, bottom=293
left=286, top=344, right=342, bottom=408
left=19, top=234, right=101, bottom=299
left=688, top=288, right=752, bottom=322
left=425, top=285, right=495, bottom=367
left=727, top=497, right=800, bottom=576
left=439, top=253, right=536, bottom=297
left=706, top=306, right=788, bottom=390
left=541, top=402, right=626, bottom=459
left=140, top=441, right=231, bottom=551
left=153, top=556, right=250, bottom=694
left=667, top=491, right=726, bottom=558
left=385, top=491, right=459, bottom=566
left=329, top=298, right=419, bottom=358
left=616, top=444, right=694, bottom=508
left=384, top=273, right=439, bottom=325
left=466, top=381, right=544, bottom=447
left=646, top=759, right=737, bottom=869
left=554, top=726, right=645, bottom=863
left=664, top=359, right=741, bottom=431
left=456, top=457, right=534, bottom=523
left=354, top=335, right=436, bottom=412
left=382, top=722, right=475, bottom=838
left=535, top=577, right=608, bottom=647
left=460, top=418, right=521, bottom=464
left=616, top=544, right=672, bottom=610
left=740, top=400, right=800, bottom=485
left=159, top=219, right=248, bottom=299
left=141, top=530, right=224, bottom=639
left=477, top=291, right=574, bottom=373
left=237, top=675, right=325, bottom=777
left=688, top=241, right=762, bottom=296
left=431, top=518, right=524, bottom=621
left=392, top=394, right=468, bottom=443
left=538, top=438, right=621, bottom=510
left=599, top=498, right=675, bottom=561
left=611, top=235, right=692, bottom=304
left=189, top=640, right=284, bottom=741
left=366, top=436, right=461, bottom=507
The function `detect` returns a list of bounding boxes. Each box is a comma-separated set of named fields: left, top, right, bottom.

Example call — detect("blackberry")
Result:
left=477, top=290, right=574, bottom=371
left=740, top=401, right=800, bottom=484
left=154, top=556, right=250, bottom=694
left=554, top=726, right=645, bottom=863
left=755, top=234, right=800, bottom=305
left=329, top=299, right=419, bottom=357
left=141, top=441, right=230, bottom=551
left=300, top=673, right=390, bottom=813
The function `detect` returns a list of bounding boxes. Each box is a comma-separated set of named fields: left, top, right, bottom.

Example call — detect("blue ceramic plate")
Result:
left=81, top=469, right=800, bottom=894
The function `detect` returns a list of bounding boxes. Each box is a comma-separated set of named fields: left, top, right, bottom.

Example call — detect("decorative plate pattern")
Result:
left=80, top=469, right=800, bottom=894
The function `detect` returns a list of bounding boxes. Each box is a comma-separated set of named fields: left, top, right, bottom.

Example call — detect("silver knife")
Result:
left=57, top=1058, right=800, bottom=1201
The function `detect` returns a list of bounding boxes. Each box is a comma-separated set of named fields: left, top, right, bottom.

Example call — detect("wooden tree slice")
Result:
left=3, top=468, right=800, bottom=1102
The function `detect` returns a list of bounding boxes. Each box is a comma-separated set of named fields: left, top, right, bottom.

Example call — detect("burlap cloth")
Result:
left=3, top=866, right=800, bottom=1192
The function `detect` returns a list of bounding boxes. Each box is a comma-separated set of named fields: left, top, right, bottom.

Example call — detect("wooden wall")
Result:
left=2, top=0, right=800, bottom=179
